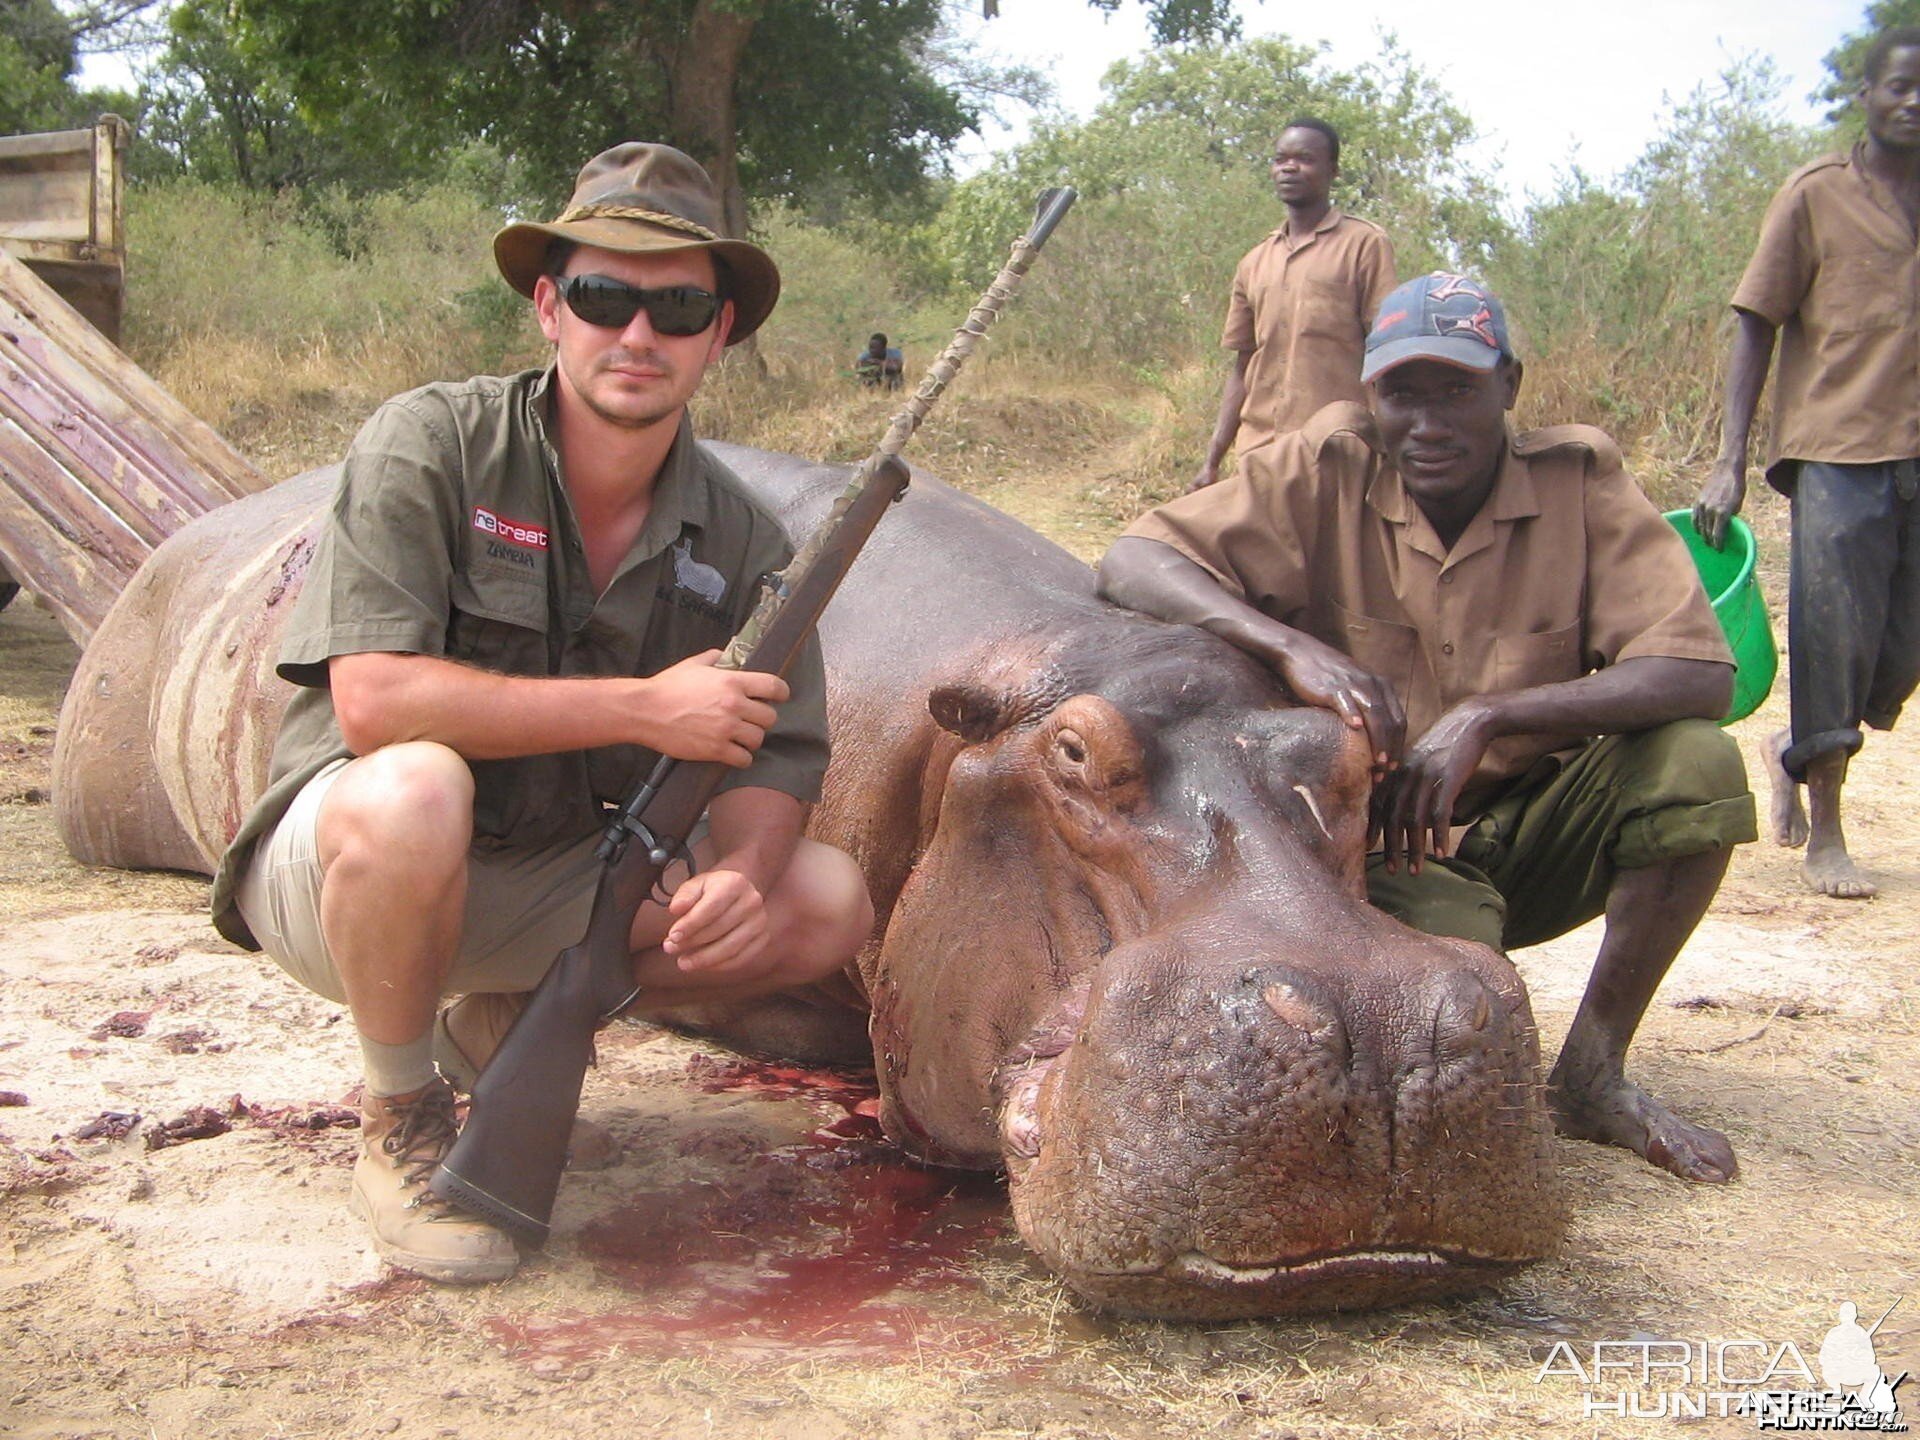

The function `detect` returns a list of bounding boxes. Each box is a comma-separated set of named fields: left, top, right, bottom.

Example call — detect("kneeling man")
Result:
left=208, top=143, right=874, bottom=1282
left=1100, top=272, right=1757, bottom=1183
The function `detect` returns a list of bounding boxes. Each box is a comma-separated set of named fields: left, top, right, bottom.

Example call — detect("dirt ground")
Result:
left=1, top=471, right=1915, bottom=1440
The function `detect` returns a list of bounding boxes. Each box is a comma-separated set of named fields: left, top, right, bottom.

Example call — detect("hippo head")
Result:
left=864, top=617, right=1564, bottom=1319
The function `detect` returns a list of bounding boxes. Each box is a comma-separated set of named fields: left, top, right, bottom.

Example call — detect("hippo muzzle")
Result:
left=997, top=905, right=1565, bottom=1320
left=862, top=649, right=1565, bottom=1318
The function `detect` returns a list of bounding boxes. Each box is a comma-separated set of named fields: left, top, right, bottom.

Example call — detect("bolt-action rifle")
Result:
left=431, top=186, right=1078, bottom=1246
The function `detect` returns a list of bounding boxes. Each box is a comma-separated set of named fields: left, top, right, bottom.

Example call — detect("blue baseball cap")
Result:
left=1361, top=272, right=1514, bottom=383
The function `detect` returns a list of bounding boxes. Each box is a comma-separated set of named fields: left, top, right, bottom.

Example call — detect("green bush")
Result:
left=1487, top=61, right=1826, bottom=463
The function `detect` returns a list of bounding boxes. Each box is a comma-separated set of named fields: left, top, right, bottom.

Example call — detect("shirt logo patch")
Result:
left=670, top=538, right=727, bottom=605
left=473, top=506, right=549, bottom=550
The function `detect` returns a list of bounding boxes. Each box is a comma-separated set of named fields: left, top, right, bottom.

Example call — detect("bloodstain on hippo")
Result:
left=52, top=443, right=1564, bottom=1320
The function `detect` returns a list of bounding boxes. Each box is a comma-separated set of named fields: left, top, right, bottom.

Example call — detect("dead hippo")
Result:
left=53, top=443, right=1564, bottom=1319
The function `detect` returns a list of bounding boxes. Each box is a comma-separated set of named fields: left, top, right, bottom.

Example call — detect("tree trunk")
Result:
left=669, top=0, right=760, bottom=239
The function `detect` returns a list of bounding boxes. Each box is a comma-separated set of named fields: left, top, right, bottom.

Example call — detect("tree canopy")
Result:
left=929, top=36, right=1505, bottom=293
left=127, top=0, right=1231, bottom=231
left=910, top=35, right=1508, bottom=371
left=0, top=0, right=78, bottom=135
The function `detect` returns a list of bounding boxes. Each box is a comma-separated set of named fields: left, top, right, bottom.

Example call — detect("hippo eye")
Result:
left=1055, top=730, right=1087, bottom=765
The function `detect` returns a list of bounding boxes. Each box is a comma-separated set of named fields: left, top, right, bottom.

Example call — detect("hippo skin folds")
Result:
left=53, top=444, right=1565, bottom=1320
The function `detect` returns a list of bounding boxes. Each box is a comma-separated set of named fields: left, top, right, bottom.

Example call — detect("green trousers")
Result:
left=1365, top=719, right=1757, bottom=952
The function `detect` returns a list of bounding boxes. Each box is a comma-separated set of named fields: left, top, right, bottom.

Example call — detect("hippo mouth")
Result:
left=994, top=969, right=1559, bottom=1320
left=999, top=1048, right=1537, bottom=1317
left=1153, top=1247, right=1516, bottom=1284
left=1062, top=1247, right=1529, bottom=1321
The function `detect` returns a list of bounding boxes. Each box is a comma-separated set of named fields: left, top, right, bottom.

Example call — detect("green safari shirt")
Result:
left=209, top=366, right=830, bottom=949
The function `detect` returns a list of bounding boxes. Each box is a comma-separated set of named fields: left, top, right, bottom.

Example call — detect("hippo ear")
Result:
left=928, top=683, right=1016, bottom=744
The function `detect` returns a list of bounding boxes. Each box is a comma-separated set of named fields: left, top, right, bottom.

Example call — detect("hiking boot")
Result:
left=432, top=991, right=528, bottom=1093
left=433, top=993, right=618, bottom=1170
left=349, top=1076, right=519, bottom=1284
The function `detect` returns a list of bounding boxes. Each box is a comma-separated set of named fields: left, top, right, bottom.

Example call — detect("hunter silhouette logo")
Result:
left=1534, top=1295, right=1908, bottom=1428
left=1807, top=1301, right=1908, bottom=1427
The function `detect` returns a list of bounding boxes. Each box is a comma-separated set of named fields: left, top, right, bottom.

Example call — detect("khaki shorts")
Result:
left=235, top=757, right=610, bottom=1004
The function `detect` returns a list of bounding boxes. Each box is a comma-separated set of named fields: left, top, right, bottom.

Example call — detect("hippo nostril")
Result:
left=1260, top=980, right=1340, bottom=1039
left=1000, top=1064, right=1050, bottom=1160
left=1262, top=981, right=1311, bottom=1029
left=1431, top=972, right=1504, bottom=1062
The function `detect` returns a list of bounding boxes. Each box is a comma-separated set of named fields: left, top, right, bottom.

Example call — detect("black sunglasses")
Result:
left=553, top=274, right=721, bottom=336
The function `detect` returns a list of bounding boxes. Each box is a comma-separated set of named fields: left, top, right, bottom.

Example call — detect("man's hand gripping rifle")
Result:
left=430, top=186, right=1078, bottom=1246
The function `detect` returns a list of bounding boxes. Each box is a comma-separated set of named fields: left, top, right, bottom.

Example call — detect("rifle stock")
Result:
left=432, top=186, right=1077, bottom=1247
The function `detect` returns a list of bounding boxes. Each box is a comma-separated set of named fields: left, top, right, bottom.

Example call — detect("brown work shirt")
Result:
left=1732, top=145, right=1920, bottom=487
left=1222, top=209, right=1397, bottom=455
left=1125, top=402, right=1732, bottom=811
left=210, top=367, right=829, bottom=949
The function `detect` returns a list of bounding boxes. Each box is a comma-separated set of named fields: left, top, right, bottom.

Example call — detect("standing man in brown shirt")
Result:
left=1695, top=27, right=1920, bottom=900
left=1104, top=273, right=1757, bottom=1184
left=209, top=143, right=874, bottom=1283
left=1191, top=117, right=1397, bottom=492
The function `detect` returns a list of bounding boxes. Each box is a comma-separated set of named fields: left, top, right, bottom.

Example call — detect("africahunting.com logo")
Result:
left=1534, top=1298, right=1907, bottom=1428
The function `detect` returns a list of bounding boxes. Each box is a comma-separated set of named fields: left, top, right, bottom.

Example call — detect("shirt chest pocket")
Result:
left=1812, top=249, right=1911, bottom=334
left=448, top=568, right=551, bottom=675
left=1329, top=600, right=1419, bottom=696
left=1296, top=278, right=1359, bottom=341
left=1493, top=623, right=1582, bottom=691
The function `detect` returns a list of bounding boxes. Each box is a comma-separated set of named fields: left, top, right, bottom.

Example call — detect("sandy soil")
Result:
left=2, top=492, right=1916, bottom=1439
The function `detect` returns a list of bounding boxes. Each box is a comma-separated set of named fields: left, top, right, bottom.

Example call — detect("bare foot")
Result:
left=1764, top=729, right=1808, bottom=848
left=1547, top=1068, right=1738, bottom=1183
left=1804, top=842, right=1877, bottom=899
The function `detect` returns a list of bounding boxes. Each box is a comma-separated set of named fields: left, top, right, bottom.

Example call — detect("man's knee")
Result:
left=1365, top=854, right=1507, bottom=951
left=1611, top=719, right=1749, bottom=804
left=1605, top=720, right=1757, bottom=867
left=319, top=742, right=474, bottom=866
left=770, top=841, right=874, bottom=984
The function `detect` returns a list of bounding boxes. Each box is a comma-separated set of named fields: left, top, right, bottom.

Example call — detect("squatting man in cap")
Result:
left=207, top=143, right=875, bottom=1282
left=1100, top=273, right=1759, bottom=1183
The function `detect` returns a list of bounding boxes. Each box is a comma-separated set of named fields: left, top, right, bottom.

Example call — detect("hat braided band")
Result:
left=554, top=203, right=720, bottom=242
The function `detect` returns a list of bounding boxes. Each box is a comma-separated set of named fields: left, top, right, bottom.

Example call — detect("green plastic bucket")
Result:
left=1663, top=510, right=1778, bottom=724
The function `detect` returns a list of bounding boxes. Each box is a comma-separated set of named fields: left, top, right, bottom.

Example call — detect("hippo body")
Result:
left=53, top=443, right=1564, bottom=1319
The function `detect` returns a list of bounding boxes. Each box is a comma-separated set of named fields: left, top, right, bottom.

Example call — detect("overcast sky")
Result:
left=947, top=0, right=1870, bottom=204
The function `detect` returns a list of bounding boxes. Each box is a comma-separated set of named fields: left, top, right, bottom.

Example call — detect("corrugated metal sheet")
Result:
left=0, top=248, right=267, bottom=645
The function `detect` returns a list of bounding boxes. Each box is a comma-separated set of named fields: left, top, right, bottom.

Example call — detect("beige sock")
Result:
left=359, top=1031, right=438, bottom=1099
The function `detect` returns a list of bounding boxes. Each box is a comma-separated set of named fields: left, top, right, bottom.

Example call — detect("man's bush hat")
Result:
left=1362, top=272, right=1514, bottom=382
left=493, top=142, right=780, bottom=344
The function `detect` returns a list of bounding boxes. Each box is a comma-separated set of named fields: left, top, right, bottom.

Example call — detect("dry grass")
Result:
left=113, top=173, right=1773, bottom=512
left=143, top=328, right=536, bottom=482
